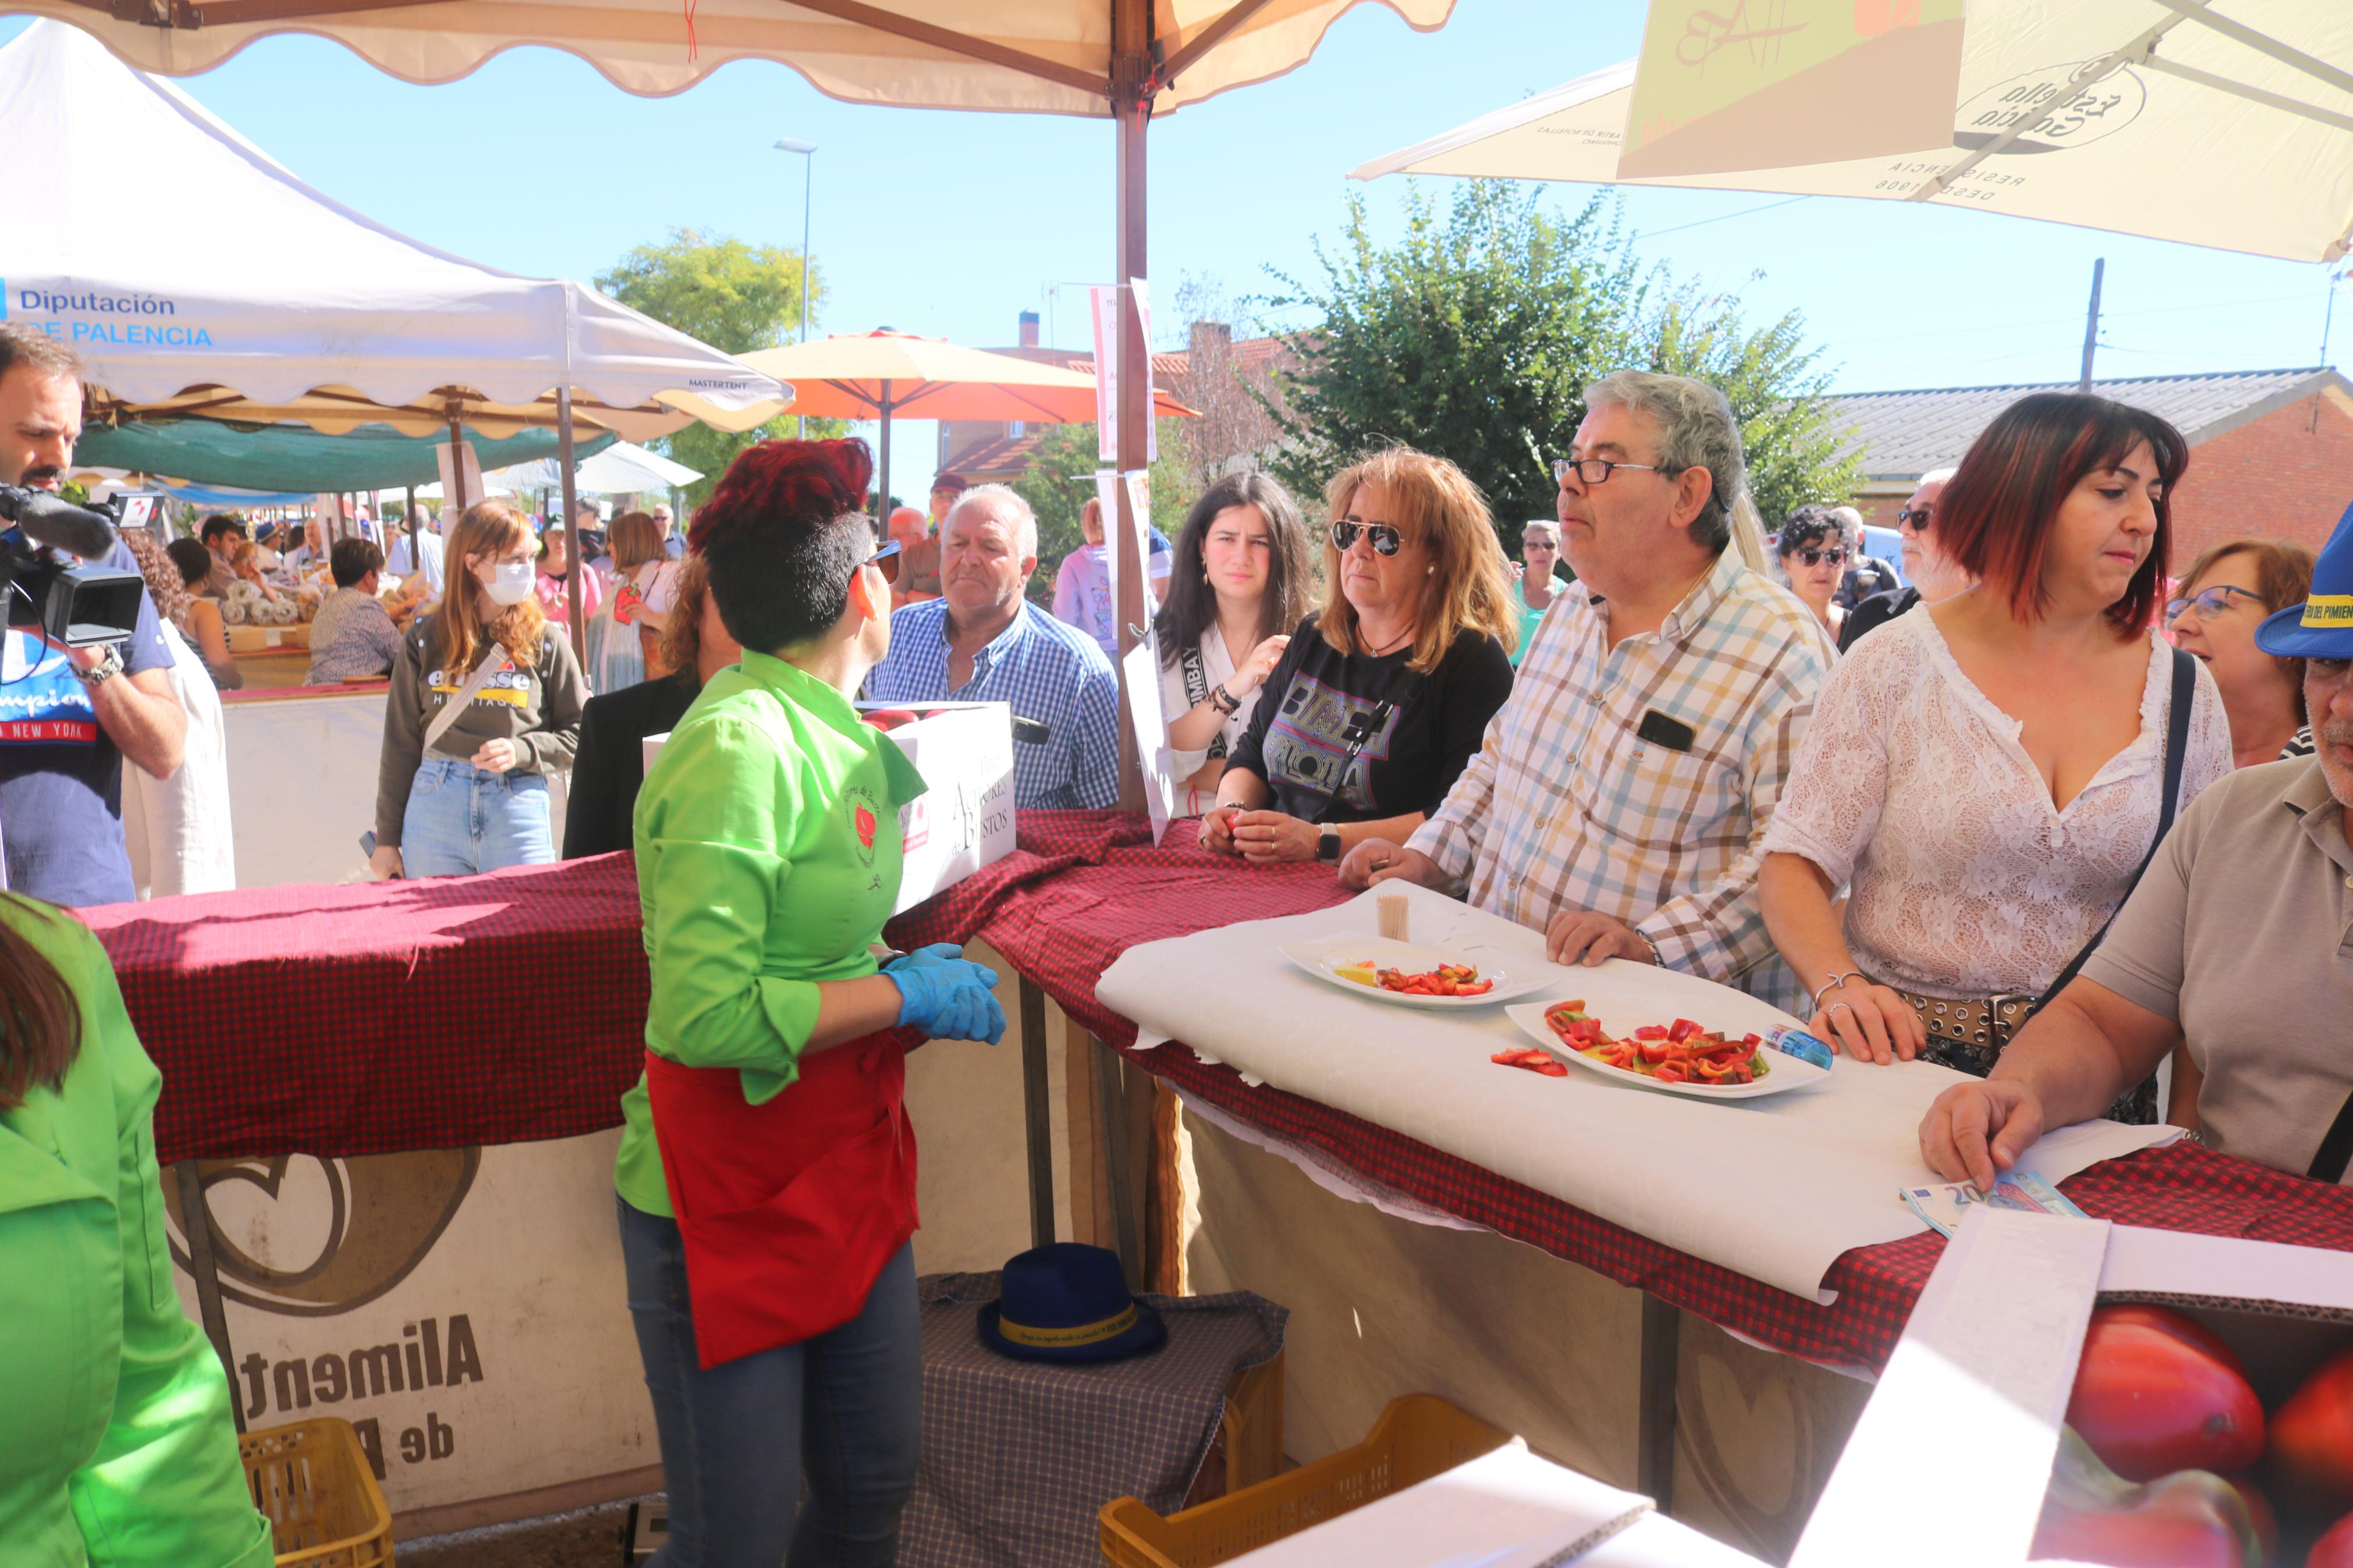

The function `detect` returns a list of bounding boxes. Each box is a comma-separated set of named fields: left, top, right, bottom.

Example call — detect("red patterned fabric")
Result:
left=969, top=842, right=2353, bottom=1373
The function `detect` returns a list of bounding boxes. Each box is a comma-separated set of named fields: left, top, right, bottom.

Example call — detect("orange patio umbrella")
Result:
left=739, top=329, right=1195, bottom=518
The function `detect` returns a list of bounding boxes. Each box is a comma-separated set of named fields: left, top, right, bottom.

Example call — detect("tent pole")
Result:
left=405, top=484, right=420, bottom=585
left=1110, top=4, right=1152, bottom=815
left=2078, top=258, right=2106, bottom=393
left=876, top=382, right=893, bottom=531
left=558, top=387, right=587, bottom=670
left=446, top=412, right=470, bottom=512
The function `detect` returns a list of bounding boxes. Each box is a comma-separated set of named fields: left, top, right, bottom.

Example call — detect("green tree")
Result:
left=595, top=228, right=837, bottom=504
left=1262, top=181, right=1857, bottom=553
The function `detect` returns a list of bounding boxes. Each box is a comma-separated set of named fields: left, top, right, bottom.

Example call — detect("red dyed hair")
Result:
left=1933, top=392, right=2189, bottom=634
left=689, top=437, right=874, bottom=556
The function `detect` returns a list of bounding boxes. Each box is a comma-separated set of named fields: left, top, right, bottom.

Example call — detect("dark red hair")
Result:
left=1933, top=392, right=2189, bottom=634
left=688, top=437, right=874, bottom=557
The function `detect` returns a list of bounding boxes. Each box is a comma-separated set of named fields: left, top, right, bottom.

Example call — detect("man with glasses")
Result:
left=1922, top=499, right=2353, bottom=1190
left=1508, top=520, right=1569, bottom=668
left=1829, top=504, right=1900, bottom=613
left=1344, top=369, right=1834, bottom=1011
left=1840, top=468, right=1971, bottom=652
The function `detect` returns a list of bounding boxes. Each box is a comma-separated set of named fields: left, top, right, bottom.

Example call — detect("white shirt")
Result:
left=120, top=623, right=236, bottom=898
left=1761, top=609, right=2231, bottom=1000
left=1158, top=622, right=1259, bottom=779
left=386, top=528, right=446, bottom=592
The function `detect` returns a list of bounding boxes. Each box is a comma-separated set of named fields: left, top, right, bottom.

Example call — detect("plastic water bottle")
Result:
left=1762, top=1026, right=1834, bottom=1071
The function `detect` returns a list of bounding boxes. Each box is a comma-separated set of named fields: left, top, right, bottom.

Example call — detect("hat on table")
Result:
left=976, top=1243, right=1166, bottom=1363
left=2258, top=498, right=2353, bottom=659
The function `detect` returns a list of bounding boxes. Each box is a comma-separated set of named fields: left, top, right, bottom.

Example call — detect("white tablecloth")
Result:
left=1097, top=883, right=2176, bottom=1302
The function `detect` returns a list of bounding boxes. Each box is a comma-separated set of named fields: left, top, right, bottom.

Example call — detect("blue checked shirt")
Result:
left=1407, top=549, right=1834, bottom=1012
left=866, top=599, right=1121, bottom=811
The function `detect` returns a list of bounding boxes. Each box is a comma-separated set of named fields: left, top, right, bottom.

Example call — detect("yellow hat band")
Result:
left=995, top=1302, right=1140, bottom=1349
left=2307, top=594, right=2353, bottom=627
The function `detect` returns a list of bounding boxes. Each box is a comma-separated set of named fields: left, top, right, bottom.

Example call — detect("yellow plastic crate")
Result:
left=1101, top=1395, right=1510, bottom=1568
left=239, top=1417, right=395, bottom=1568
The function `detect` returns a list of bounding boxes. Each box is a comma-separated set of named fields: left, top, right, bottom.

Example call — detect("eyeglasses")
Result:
left=2163, top=584, right=2266, bottom=624
left=867, top=538, right=903, bottom=586
left=1789, top=546, right=1849, bottom=568
left=1896, top=507, right=1934, bottom=532
left=1331, top=520, right=1404, bottom=557
left=1553, top=457, right=1673, bottom=486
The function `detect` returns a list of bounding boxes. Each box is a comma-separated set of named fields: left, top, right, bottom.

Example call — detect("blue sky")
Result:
left=5, top=1, right=2343, bottom=504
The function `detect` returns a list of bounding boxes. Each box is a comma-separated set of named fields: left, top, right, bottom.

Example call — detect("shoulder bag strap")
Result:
left=421, top=642, right=511, bottom=756
left=2032, top=647, right=2198, bottom=1011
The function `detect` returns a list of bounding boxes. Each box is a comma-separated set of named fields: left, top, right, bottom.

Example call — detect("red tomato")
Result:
left=2067, top=1306, right=2263, bottom=1481
left=2309, top=1508, right=2353, bottom=1568
left=2032, top=1430, right=2261, bottom=1567
left=2268, top=1347, right=2353, bottom=1517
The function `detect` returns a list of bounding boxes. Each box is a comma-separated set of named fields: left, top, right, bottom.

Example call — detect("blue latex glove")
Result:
left=883, top=944, right=1007, bottom=1044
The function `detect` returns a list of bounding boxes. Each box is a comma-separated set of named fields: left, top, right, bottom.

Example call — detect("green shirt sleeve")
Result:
left=66, top=931, right=274, bottom=1568
left=641, top=713, right=824, bottom=1104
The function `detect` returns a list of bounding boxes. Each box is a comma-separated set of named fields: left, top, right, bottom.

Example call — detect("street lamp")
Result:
left=774, top=138, right=817, bottom=438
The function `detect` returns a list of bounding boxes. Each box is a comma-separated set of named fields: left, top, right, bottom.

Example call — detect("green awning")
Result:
left=77, top=417, right=618, bottom=493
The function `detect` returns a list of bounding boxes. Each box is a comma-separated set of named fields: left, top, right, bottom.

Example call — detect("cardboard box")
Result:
left=1793, top=1207, right=2353, bottom=1567
left=643, top=700, right=1014, bottom=916
left=226, top=623, right=311, bottom=653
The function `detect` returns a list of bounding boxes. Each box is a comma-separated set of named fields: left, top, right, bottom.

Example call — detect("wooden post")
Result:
left=1018, top=976, right=1055, bottom=1249
left=557, top=387, right=587, bottom=669
left=1638, top=1293, right=1682, bottom=1512
left=446, top=410, right=470, bottom=512
left=404, top=483, right=420, bottom=584
left=1109, top=0, right=1152, bottom=811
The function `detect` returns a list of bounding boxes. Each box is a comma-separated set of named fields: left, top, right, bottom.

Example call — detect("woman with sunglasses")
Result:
left=2166, top=538, right=2316, bottom=768
left=616, top=439, right=996, bottom=1567
left=1757, top=394, right=2231, bottom=1115
left=1776, top=506, right=1850, bottom=643
left=1204, top=447, right=1516, bottom=867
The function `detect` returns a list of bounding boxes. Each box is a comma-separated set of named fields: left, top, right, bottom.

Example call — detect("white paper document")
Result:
left=1095, top=884, right=2177, bottom=1302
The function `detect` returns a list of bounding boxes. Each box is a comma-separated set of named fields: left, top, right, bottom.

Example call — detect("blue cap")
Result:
left=2256, top=497, right=2353, bottom=659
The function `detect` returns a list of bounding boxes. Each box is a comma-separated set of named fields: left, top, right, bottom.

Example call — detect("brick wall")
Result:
left=1843, top=389, right=2353, bottom=563
left=2167, top=390, right=2353, bottom=564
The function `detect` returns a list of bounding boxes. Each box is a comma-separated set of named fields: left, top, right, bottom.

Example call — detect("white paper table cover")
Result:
left=1096, top=883, right=2177, bottom=1302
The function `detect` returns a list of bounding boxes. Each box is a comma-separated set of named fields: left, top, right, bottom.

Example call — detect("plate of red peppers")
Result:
left=1500, top=1000, right=1830, bottom=1099
left=1282, top=937, right=1559, bottom=1009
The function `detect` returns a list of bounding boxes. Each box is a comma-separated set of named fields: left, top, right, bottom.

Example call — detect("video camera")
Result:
left=0, top=485, right=148, bottom=647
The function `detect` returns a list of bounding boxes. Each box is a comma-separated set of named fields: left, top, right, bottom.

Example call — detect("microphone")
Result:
left=0, top=486, right=119, bottom=561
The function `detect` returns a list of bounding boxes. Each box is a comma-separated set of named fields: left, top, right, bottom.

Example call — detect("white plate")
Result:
left=1504, top=1001, right=1831, bottom=1100
left=1281, top=936, right=1560, bottom=1009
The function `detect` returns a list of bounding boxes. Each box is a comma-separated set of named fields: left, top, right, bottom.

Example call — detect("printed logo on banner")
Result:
left=1953, top=62, right=2147, bottom=155
left=9, top=281, right=215, bottom=346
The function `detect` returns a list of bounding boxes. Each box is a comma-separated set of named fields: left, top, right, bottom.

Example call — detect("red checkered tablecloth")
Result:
left=968, top=827, right=2353, bottom=1372
left=74, top=813, right=1138, bottom=1167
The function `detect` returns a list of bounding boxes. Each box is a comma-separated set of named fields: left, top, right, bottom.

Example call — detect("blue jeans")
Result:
left=399, top=756, right=553, bottom=877
left=618, top=1197, right=922, bottom=1568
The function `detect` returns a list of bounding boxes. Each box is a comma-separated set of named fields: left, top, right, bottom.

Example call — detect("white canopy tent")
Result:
left=1351, top=0, right=2353, bottom=266
left=486, top=441, right=702, bottom=499
left=1, top=20, right=789, bottom=426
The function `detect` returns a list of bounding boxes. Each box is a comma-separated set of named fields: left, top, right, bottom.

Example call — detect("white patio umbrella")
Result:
left=1352, top=0, right=2353, bottom=265
left=487, top=440, right=703, bottom=498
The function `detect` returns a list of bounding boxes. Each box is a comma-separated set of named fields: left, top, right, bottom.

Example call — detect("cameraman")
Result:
left=0, top=325, right=185, bottom=906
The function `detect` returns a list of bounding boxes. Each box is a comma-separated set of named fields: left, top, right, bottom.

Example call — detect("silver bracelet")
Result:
left=1812, top=970, right=1866, bottom=1011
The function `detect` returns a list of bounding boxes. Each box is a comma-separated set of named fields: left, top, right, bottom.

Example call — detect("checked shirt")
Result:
left=867, top=598, right=1122, bottom=811
left=1407, top=547, right=1834, bottom=1013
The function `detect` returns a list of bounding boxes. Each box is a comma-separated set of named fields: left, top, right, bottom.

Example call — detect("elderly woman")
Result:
left=615, top=438, right=1003, bottom=1565
left=1759, top=394, right=2231, bottom=1122
left=1203, top=447, right=1516, bottom=867
left=2166, top=537, right=2315, bottom=767
left=1776, top=506, right=1849, bottom=643
left=1153, top=472, right=1320, bottom=813
left=1508, top=519, right=1568, bottom=667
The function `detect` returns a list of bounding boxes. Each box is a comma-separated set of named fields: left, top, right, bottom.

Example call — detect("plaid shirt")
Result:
left=866, top=599, right=1121, bottom=810
left=1407, top=549, right=1833, bottom=1012
left=304, top=586, right=404, bottom=684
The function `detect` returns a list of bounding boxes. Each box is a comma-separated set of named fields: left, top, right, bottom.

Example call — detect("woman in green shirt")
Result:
left=617, top=438, right=1006, bottom=1568
left=0, top=893, right=273, bottom=1567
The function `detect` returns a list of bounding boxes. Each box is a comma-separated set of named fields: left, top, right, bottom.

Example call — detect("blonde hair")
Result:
left=434, top=501, right=546, bottom=675
left=1318, top=448, right=1518, bottom=670
left=1080, top=496, right=1106, bottom=546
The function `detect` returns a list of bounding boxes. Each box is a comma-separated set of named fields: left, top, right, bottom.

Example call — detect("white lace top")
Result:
left=1761, top=610, right=2231, bottom=999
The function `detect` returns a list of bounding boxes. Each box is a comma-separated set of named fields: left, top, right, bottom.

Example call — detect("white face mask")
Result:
left=480, top=559, right=535, bottom=607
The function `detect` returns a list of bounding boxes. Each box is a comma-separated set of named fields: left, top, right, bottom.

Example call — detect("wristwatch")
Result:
left=1317, top=823, right=1342, bottom=862
left=70, top=644, right=123, bottom=688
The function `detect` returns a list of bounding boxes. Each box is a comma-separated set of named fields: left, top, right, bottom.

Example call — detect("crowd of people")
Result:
left=8, top=301, right=2353, bottom=1562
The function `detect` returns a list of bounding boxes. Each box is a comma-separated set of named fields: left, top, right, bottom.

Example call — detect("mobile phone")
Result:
left=359, top=830, right=377, bottom=857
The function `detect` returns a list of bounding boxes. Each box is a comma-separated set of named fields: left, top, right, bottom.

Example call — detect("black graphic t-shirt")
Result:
left=1226, top=613, right=1514, bottom=824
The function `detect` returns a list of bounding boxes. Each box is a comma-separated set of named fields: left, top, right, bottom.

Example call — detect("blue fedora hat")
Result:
left=2258, top=499, right=2353, bottom=659
left=976, top=1243, right=1166, bottom=1363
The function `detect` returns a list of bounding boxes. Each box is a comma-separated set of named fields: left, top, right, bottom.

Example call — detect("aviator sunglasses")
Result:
left=1331, top=519, right=1404, bottom=557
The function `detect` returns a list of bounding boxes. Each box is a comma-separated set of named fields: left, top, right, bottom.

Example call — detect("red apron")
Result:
left=645, top=1033, right=918, bottom=1370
